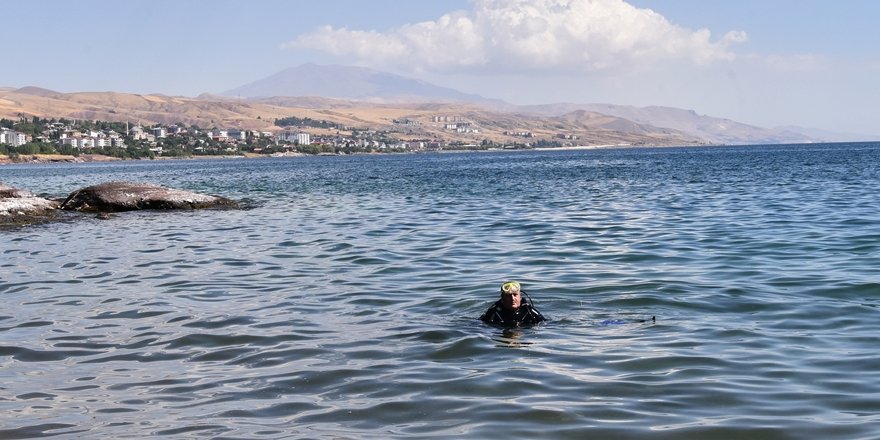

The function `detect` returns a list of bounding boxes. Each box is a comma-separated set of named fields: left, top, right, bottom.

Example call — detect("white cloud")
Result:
left=283, top=0, right=746, bottom=73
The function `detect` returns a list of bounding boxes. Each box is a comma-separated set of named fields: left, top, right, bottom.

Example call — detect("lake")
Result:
left=2, top=143, right=879, bottom=439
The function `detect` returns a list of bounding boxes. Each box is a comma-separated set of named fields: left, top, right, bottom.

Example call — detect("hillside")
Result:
left=4, top=64, right=860, bottom=145
left=517, top=103, right=816, bottom=144
left=217, top=64, right=839, bottom=144
left=0, top=87, right=703, bottom=147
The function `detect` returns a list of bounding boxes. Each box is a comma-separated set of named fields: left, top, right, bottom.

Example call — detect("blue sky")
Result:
left=2, top=0, right=879, bottom=136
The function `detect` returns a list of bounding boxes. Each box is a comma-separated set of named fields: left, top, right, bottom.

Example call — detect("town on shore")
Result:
left=1, top=114, right=597, bottom=163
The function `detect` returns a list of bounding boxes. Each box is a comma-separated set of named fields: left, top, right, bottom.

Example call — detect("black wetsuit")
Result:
left=480, top=296, right=545, bottom=327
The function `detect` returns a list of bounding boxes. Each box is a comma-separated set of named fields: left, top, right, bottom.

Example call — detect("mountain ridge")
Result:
left=510, top=102, right=815, bottom=145
left=218, top=64, right=851, bottom=144
left=0, top=87, right=703, bottom=147
left=3, top=64, right=871, bottom=144
left=222, top=63, right=504, bottom=106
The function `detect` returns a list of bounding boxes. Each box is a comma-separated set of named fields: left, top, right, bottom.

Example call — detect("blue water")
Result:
left=2, top=143, right=879, bottom=439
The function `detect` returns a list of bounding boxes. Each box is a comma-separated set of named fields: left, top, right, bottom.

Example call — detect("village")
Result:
left=1, top=112, right=577, bottom=161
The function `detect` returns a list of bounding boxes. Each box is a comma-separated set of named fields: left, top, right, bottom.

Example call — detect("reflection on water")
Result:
left=493, top=328, right=532, bottom=348
left=2, top=144, right=880, bottom=439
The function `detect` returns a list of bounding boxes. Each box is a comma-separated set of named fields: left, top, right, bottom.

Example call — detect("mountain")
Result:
left=220, top=64, right=843, bottom=144
left=515, top=103, right=823, bottom=145
left=222, top=63, right=499, bottom=104
left=0, top=87, right=702, bottom=146
left=4, top=64, right=863, bottom=145
left=773, top=125, right=876, bottom=143
left=13, top=86, right=62, bottom=97
left=555, top=109, right=681, bottom=135
left=0, top=88, right=288, bottom=130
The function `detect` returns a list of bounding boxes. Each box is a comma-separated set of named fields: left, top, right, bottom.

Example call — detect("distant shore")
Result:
left=0, top=152, right=299, bottom=165
left=0, top=145, right=687, bottom=165
left=0, top=153, right=120, bottom=165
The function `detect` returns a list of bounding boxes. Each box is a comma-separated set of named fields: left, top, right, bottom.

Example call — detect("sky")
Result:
left=2, top=0, right=879, bottom=136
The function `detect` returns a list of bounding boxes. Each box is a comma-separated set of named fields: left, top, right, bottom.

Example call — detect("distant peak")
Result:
left=14, top=86, right=60, bottom=96
left=220, top=64, right=493, bottom=104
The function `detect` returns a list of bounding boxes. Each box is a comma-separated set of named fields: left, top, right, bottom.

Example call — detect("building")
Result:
left=227, top=130, right=247, bottom=141
left=130, top=125, right=147, bottom=140
left=280, top=131, right=310, bottom=145
left=0, top=130, right=28, bottom=146
left=61, top=137, right=95, bottom=149
left=61, top=137, right=80, bottom=148
left=432, top=115, right=464, bottom=123
left=393, top=118, right=420, bottom=126
left=110, top=135, right=126, bottom=148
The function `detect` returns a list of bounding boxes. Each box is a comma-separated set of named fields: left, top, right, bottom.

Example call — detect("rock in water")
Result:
left=0, top=182, right=60, bottom=226
left=60, top=181, right=238, bottom=212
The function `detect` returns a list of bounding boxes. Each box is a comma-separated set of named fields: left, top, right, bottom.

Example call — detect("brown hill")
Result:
left=0, top=88, right=702, bottom=146
left=517, top=102, right=819, bottom=144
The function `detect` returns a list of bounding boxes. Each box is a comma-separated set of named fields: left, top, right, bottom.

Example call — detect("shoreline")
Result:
left=11, top=141, right=859, bottom=165
left=0, top=152, right=289, bottom=165
left=0, top=153, right=121, bottom=165
left=0, top=146, right=697, bottom=164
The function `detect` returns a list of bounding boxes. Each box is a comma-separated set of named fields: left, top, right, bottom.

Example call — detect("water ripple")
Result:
left=1, top=145, right=879, bottom=438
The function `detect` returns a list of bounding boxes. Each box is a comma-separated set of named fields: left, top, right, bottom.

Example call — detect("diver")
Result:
left=480, top=281, right=546, bottom=327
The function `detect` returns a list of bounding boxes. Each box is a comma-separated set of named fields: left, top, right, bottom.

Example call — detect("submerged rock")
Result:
left=60, top=181, right=238, bottom=212
left=0, top=183, right=60, bottom=226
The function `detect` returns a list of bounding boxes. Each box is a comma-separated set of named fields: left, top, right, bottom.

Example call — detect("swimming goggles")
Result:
left=501, top=281, right=520, bottom=295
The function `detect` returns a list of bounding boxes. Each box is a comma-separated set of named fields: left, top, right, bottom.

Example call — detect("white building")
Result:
left=280, top=131, right=310, bottom=145
left=297, top=132, right=310, bottom=145
left=61, top=137, right=94, bottom=149
left=130, top=125, right=148, bottom=140
left=0, top=130, right=27, bottom=146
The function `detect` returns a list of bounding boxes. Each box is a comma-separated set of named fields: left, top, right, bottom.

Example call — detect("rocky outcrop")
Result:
left=0, top=183, right=60, bottom=226
left=1, top=181, right=238, bottom=228
left=59, top=181, right=238, bottom=212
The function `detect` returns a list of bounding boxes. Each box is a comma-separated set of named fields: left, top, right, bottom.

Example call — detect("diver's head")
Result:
left=500, top=281, right=522, bottom=311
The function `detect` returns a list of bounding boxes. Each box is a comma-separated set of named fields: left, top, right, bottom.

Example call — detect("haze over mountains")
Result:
left=2, top=63, right=871, bottom=145
left=221, top=64, right=861, bottom=144
left=222, top=63, right=496, bottom=105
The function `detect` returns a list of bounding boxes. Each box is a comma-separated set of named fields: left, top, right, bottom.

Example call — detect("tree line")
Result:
left=274, top=116, right=340, bottom=129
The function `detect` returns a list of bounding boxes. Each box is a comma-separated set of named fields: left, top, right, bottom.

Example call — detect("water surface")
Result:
left=2, top=144, right=879, bottom=439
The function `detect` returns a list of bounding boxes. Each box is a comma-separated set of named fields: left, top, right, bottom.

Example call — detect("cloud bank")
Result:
left=284, top=0, right=746, bottom=73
